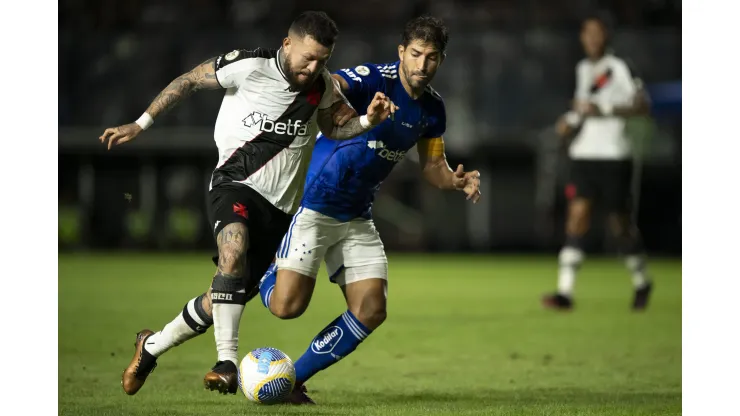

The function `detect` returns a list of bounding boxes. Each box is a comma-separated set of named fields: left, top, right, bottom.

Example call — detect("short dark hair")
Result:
left=289, top=11, right=339, bottom=47
left=401, top=16, right=449, bottom=53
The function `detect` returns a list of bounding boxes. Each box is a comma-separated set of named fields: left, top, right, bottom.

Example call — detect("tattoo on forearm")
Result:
left=318, top=110, right=371, bottom=139
left=145, top=57, right=218, bottom=118
left=330, top=117, right=369, bottom=139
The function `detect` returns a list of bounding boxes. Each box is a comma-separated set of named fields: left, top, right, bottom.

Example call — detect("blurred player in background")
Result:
left=257, top=16, right=481, bottom=404
left=100, top=11, right=397, bottom=396
left=542, top=16, right=652, bottom=311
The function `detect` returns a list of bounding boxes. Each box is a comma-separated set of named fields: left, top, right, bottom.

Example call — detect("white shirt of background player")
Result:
left=562, top=54, right=651, bottom=160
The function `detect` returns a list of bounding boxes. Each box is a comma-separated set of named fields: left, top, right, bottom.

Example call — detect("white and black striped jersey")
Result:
left=210, top=47, right=336, bottom=214
left=570, top=53, right=643, bottom=160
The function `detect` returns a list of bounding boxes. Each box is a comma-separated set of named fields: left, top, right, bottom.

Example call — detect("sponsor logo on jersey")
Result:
left=311, top=326, right=343, bottom=354
left=367, top=140, right=406, bottom=162
left=243, top=111, right=308, bottom=136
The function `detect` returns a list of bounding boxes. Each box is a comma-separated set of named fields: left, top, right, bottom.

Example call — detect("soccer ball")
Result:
left=238, top=347, right=296, bottom=404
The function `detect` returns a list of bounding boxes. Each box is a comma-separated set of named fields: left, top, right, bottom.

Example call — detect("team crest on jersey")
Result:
left=354, top=65, right=370, bottom=76
left=225, top=50, right=240, bottom=61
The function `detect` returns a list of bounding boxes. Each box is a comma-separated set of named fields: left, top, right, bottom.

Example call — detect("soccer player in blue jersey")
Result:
left=257, top=16, right=481, bottom=404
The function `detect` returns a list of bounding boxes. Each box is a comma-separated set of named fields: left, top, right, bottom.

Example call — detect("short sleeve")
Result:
left=214, top=49, right=259, bottom=89
left=334, top=64, right=384, bottom=104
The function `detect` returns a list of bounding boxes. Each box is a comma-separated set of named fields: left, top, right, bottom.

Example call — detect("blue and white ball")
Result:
left=238, top=347, right=296, bottom=404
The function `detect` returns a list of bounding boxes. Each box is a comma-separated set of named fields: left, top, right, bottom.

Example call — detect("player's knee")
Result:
left=269, top=298, right=308, bottom=319
left=567, top=200, right=591, bottom=235
left=607, top=213, right=633, bottom=238
left=269, top=269, right=314, bottom=319
left=357, top=304, right=387, bottom=330
left=216, top=223, right=249, bottom=275
left=351, top=295, right=387, bottom=330
left=217, top=245, right=247, bottom=275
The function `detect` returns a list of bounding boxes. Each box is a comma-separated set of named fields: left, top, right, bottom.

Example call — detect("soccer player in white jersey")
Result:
left=99, top=11, right=397, bottom=396
left=542, top=16, right=653, bottom=311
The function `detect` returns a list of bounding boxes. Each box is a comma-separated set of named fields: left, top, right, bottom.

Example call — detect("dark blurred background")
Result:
left=58, top=0, right=681, bottom=256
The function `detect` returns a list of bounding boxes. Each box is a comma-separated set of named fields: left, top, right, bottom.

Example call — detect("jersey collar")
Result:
left=275, top=47, right=290, bottom=84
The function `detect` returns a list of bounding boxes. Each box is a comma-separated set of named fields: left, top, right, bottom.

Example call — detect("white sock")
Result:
left=212, top=290, right=246, bottom=365
left=558, top=246, right=584, bottom=297
left=625, top=255, right=649, bottom=289
left=144, top=295, right=212, bottom=357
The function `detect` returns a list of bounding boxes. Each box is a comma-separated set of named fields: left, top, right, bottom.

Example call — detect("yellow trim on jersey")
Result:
left=417, top=136, right=445, bottom=158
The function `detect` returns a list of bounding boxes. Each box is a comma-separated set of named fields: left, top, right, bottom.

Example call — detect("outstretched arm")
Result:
left=145, top=58, right=221, bottom=119
left=417, top=137, right=481, bottom=203
left=99, top=58, right=222, bottom=149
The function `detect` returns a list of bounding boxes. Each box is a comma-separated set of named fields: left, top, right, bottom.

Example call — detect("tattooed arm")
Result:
left=99, top=58, right=222, bottom=149
left=315, top=77, right=399, bottom=140
left=145, top=58, right=221, bottom=119
left=316, top=108, right=371, bottom=140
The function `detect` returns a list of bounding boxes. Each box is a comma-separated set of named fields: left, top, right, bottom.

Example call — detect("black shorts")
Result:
left=206, top=184, right=292, bottom=292
left=566, top=160, right=634, bottom=213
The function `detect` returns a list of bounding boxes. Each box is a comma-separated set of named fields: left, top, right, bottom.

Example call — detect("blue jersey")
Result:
left=301, top=62, right=447, bottom=221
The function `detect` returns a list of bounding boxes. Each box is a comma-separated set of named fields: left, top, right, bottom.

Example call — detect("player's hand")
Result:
left=576, top=101, right=601, bottom=117
left=330, top=100, right=358, bottom=127
left=99, top=123, right=143, bottom=150
left=366, top=92, right=399, bottom=125
left=556, top=116, right=573, bottom=138
left=452, top=164, right=481, bottom=204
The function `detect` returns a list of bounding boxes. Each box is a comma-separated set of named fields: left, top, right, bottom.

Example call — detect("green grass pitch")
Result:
left=59, top=253, right=681, bottom=415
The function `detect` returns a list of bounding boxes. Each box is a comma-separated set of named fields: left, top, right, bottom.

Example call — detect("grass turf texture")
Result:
left=59, top=254, right=681, bottom=415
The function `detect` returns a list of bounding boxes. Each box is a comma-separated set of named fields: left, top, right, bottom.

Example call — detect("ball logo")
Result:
left=311, top=326, right=343, bottom=354
left=225, top=50, right=240, bottom=61
left=256, top=351, right=273, bottom=375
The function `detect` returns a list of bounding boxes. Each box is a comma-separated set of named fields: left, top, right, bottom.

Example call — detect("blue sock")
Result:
left=293, top=310, right=371, bottom=384
left=258, top=263, right=277, bottom=309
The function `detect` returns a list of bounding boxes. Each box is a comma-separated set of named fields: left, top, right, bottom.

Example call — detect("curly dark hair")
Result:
left=289, top=11, right=339, bottom=47
left=401, top=15, right=449, bottom=53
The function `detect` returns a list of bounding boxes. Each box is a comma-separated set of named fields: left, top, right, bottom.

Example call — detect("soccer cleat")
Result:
left=632, top=281, right=653, bottom=311
left=121, top=329, right=157, bottom=395
left=203, top=360, right=238, bottom=394
left=542, top=292, right=574, bottom=310
left=286, top=383, right=315, bottom=405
